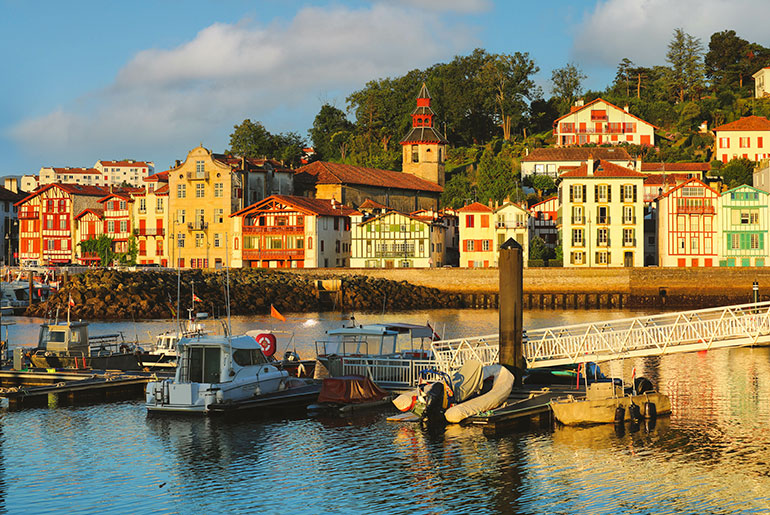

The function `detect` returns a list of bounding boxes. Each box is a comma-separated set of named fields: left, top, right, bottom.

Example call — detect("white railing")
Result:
left=341, top=357, right=437, bottom=390
left=430, top=335, right=500, bottom=371
left=524, top=301, right=770, bottom=367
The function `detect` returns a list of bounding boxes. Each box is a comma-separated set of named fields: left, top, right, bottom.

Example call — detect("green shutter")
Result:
left=633, top=185, right=637, bottom=202
left=607, top=185, right=612, bottom=203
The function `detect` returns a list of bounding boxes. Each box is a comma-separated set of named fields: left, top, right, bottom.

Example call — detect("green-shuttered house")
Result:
left=720, top=185, right=769, bottom=267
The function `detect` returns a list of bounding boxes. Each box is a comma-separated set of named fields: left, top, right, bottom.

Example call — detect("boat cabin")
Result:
left=37, top=321, right=123, bottom=355
left=316, top=323, right=435, bottom=357
left=176, top=335, right=273, bottom=385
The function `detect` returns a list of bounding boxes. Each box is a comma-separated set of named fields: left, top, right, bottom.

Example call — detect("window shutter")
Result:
left=569, top=186, right=574, bottom=202
left=570, top=252, right=574, bottom=264
left=594, top=185, right=599, bottom=202
left=607, top=185, right=612, bottom=203
left=761, top=233, right=765, bottom=250
left=633, top=185, right=637, bottom=202
left=607, top=252, right=611, bottom=264
left=582, top=185, right=586, bottom=202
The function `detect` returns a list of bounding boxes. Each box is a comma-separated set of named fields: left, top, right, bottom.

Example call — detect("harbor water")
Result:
left=2, top=308, right=770, bottom=514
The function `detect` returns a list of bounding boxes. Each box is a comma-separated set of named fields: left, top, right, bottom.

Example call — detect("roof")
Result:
left=529, top=196, right=558, bottom=210
left=97, top=160, right=152, bottom=168
left=50, top=167, right=101, bottom=175
left=657, top=177, right=719, bottom=199
left=294, top=161, right=443, bottom=193
left=553, top=97, right=658, bottom=129
left=712, top=115, right=770, bottom=132
left=400, top=126, right=449, bottom=144
left=559, top=159, right=646, bottom=178
left=74, top=208, right=104, bottom=220
left=457, top=202, right=493, bottom=213
left=643, top=173, right=691, bottom=186
left=358, top=198, right=391, bottom=211
left=231, top=194, right=359, bottom=218
left=359, top=210, right=433, bottom=226
left=15, top=183, right=112, bottom=206
left=144, top=171, right=169, bottom=182
left=154, top=184, right=169, bottom=195
left=212, top=154, right=293, bottom=173
left=0, top=186, right=25, bottom=203
left=641, top=162, right=711, bottom=172
left=522, top=147, right=632, bottom=162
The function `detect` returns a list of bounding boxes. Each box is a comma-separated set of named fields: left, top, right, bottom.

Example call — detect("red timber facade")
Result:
left=529, top=196, right=559, bottom=247
left=655, top=178, right=720, bottom=267
left=232, top=195, right=357, bottom=269
left=553, top=98, right=656, bottom=147
left=74, top=208, right=104, bottom=264
left=16, top=184, right=109, bottom=266
left=99, top=192, right=136, bottom=254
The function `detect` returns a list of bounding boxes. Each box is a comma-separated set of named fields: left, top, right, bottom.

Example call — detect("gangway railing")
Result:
left=524, top=301, right=770, bottom=368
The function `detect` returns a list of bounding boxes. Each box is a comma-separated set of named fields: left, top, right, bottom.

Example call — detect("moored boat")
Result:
left=550, top=381, right=671, bottom=426
left=146, top=332, right=320, bottom=414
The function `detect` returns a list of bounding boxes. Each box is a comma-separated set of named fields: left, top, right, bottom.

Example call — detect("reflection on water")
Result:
left=0, top=309, right=769, bottom=513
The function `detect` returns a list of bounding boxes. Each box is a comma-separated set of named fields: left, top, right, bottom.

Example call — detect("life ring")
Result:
left=255, top=333, right=277, bottom=357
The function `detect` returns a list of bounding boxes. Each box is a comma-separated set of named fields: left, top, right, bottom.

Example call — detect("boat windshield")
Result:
left=232, top=348, right=268, bottom=367
left=185, top=346, right=221, bottom=383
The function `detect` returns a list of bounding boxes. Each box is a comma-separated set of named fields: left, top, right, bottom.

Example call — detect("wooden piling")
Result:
left=499, top=239, right=524, bottom=386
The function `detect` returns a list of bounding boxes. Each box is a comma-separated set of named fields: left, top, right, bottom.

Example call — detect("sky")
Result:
left=1, top=0, right=769, bottom=176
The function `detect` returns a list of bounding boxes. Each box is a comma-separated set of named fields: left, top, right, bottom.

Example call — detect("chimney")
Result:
left=175, top=160, right=181, bottom=168
left=623, top=105, right=629, bottom=113
left=587, top=154, right=595, bottom=176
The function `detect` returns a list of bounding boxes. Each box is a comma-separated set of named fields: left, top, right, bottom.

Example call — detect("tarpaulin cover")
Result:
left=317, top=375, right=389, bottom=404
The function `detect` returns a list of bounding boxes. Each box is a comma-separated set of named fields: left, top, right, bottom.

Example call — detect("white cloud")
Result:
left=9, top=4, right=476, bottom=168
left=387, top=0, right=492, bottom=13
left=572, top=0, right=770, bottom=68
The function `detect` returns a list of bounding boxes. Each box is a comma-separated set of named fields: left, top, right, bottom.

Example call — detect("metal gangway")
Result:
left=427, top=301, right=770, bottom=371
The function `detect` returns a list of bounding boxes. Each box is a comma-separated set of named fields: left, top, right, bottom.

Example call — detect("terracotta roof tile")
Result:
left=457, top=201, right=493, bottom=213
left=712, top=115, right=770, bottom=132
left=295, top=161, right=443, bottom=193
left=232, top=194, right=359, bottom=218
left=553, top=97, right=658, bottom=129
left=522, top=147, right=632, bottom=162
left=641, top=162, right=711, bottom=172
left=643, top=173, right=690, bottom=185
left=358, top=198, right=391, bottom=210
left=97, top=160, right=152, bottom=168
left=559, top=159, right=646, bottom=178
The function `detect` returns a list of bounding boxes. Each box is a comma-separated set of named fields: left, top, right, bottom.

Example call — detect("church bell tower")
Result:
left=400, top=83, right=448, bottom=186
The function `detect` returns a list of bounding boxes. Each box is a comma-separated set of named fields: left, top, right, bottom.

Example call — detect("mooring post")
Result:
left=28, top=271, right=33, bottom=308
left=753, top=281, right=759, bottom=304
left=499, top=238, right=524, bottom=387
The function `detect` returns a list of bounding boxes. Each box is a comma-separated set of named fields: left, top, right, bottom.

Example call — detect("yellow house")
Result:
left=713, top=116, right=770, bottom=163
left=133, top=173, right=169, bottom=266
left=458, top=202, right=495, bottom=268
left=753, top=67, right=770, bottom=98
left=168, top=146, right=247, bottom=269
left=494, top=202, right=529, bottom=264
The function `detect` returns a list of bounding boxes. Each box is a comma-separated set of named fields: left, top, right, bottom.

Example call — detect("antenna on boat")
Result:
left=224, top=233, right=232, bottom=344
left=176, top=267, right=181, bottom=331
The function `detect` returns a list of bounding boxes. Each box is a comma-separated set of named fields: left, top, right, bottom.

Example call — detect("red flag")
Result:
left=270, top=304, right=286, bottom=322
left=192, top=293, right=202, bottom=303
left=68, top=294, right=75, bottom=307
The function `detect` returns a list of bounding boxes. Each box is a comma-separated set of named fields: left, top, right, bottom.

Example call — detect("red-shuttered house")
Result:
left=99, top=192, right=137, bottom=255
left=74, top=208, right=104, bottom=265
left=231, top=195, right=357, bottom=269
left=16, top=184, right=110, bottom=266
left=529, top=196, right=559, bottom=248
left=553, top=98, right=656, bottom=147
left=655, top=178, right=720, bottom=267
left=458, top=202, right=495, bottom=268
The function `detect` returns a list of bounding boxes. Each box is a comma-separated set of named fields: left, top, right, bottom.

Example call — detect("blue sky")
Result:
left=1, top=0, right=768, bottom=175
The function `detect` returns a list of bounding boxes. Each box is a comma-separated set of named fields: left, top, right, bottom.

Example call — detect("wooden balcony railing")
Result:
left=243, top=225, right=304, bottom=235
left=134, top=228, right=166, bottom=236
left=242, top=249, right=305, bottom=260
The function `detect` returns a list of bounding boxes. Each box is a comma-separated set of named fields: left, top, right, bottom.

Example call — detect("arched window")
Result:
left=308, top=236, right=313, bottom=250
left=234, top=237, right=239, bottom=250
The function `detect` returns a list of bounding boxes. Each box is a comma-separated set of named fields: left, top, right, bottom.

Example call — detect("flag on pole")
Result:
left=68, top=294, right=75, bottom=307
left=192, top=293, right=202, bottom=303
left=271, top=304, right=286, bottom=322
left=427, top=322, right=440, bottom=341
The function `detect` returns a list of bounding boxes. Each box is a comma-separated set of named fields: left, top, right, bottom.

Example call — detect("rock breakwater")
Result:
left=25, top=269, right=461, bottom=320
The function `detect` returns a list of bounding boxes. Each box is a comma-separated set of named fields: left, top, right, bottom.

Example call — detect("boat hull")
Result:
left=550, top=392, right=671, bottom=426
left=31, top=353, right=142, bottom=371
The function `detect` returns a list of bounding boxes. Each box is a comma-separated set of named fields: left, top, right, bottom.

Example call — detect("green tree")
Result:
left=705, top=30, right=750, bottom=92
left=79, top=235, right=115, bottom=267
left=476, top=145, right=518, bottom=204
left=227, top=119, right=274, bottom=158
left=309, top=104, right=354, bottom=161
left=481, top=52, right=540, bottom=140
left=440, top=171, right=474, bottom=209
left=551, top=63, right=586, bottom=112
left=529, top=236, right=555, bottom=261
left=613, top=58, right=635, bottom=98
left=720, top=157, right=755, bottom=188
left=666, top=28, right=705, bottom=102
left=530, top=174, right=555, bottom=198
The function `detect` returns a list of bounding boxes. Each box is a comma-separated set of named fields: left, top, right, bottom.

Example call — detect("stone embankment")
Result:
left=26, top=269, right=463, bottom=320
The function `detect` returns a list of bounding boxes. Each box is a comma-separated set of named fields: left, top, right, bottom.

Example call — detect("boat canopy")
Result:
left=327, top=323, right=434, bottom=340
left=179, top=334, right=260, bottom=350
left=320, top=323, right=434, bottom=356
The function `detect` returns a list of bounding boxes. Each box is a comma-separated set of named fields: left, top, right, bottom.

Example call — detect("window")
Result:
left=740, top=137, right=750, bottom=148
left=214, top=183, right=224, bottom=198
left=596, top=184, right=609, bottom=203
left=572, top=206, right=583, bottom=224
left=120, top=220, right=127, bottom=233
left=107, top=220, right=115, bottom=233
left=196, top=184, right=205, bottom=198
left=177, top=209, right=186, bottom=224
left=597, top=228, right=608, bottom=246
left=570, top=251, right=584, bottom=264
left=465, top=214, right=475, bottom=228
left=730, top=233, right=740, bottom=249
left=482, top=240, right=490, bottom=251
left=196, top=160, right=205, bottom=174
left=596, top=206, right=609, bottom=224
left=481, top=215, right=489, bottom=228
left=622, top=184, right=636, bottom=202
left=691, top=237, right=699, bottom=252
left=195, top=234, right=204, bottom=248
left=177, top=184, right=186, bottom=199
left=178, top=233, right=185, bottom=248
left=119, top=200, right=126, bottom=210
left=572, top=228, right=584, bottom=247
left=623, top=228, right=635, bottom=246
left=59, top=217, right=66, bottom=230
left=751, top=233, right=762, bottom=249
left=139, top=198, right=146, bottom=211
left=596, top=251, right=609, bottom=264
left=570, top=185, right=584, bottom=202
left=157, top=198, right=164, bottom=211
left=215, top=209, right=224, bottom=224
left=623, top=206, right=634, bottom=224
left=411, top=144, right=419, bottom=163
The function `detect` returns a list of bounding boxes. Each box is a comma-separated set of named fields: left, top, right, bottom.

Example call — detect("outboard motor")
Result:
left=423, top=382, right=447, bottom=426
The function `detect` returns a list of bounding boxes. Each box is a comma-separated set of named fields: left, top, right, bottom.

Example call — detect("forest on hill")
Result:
left=226, top=28, right=770, bottom=209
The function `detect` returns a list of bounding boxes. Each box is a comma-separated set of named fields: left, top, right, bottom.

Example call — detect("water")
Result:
left=2, top=309, right=770, bottom=514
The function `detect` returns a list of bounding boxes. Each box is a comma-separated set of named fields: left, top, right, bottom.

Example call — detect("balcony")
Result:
left=19, top=210, right=39, bottom=219
left=623, top=238, right=637, bottom=247
left=186, top=171, right=210, bottom=181
left=242, top=249, right=305, bottom=260
left=596, top=239, right=611, bottom=247
left=243, top=225, right=304, bottom=235
left=571, top=217, right=584, bottom=225
left=622, top=216, right=637, bottom=224
left=590, top=115, right=609, bottom=121
left=187, top=221, right=208, bottom=230
left=134, top=228, right=166, bottom=237
left=596, top=216, right=611, bottom=224
left=495, top=221, right=527, bottom=229
left=677, top=205, right=715, bottom=214
left=572, top=241, right=585, bottom=248
left=375, top=251, right=416, bottom=258
left=138, top=208, right=146, bottom=214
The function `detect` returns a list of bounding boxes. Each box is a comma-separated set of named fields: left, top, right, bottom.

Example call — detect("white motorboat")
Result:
left=146, top=332, right=320, bottom=414
left=137, top=313, right=211, bottom=368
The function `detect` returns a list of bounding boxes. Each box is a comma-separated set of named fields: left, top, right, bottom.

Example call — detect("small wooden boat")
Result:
left=307, top=375, right=393, bottom=413
left=550, top=381, right=671, bottom=426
